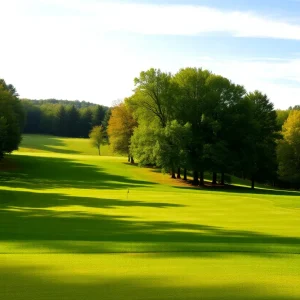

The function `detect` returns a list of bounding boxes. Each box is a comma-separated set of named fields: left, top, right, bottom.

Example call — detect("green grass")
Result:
left=19, top=134, right=112, bottom=156
left=1, top=135, right=300, bottom=299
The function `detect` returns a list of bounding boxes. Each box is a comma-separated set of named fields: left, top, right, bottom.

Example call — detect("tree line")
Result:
left=0, top=78, right=112, bottom=158
left=0, top=79, right=24, bottom=159
left=22, top=99, right=111, bottom=138
left=1, top=73, right=299, bottom=189
left=107, top=68, right=300, bottom=189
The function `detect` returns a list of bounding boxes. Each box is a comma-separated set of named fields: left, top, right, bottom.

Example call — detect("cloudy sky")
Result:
left=1, top=0, right=300, bottom=108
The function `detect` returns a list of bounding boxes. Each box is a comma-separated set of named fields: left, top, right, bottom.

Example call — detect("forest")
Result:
left=21, top=99, right=110, bottom=138
left=1, top=68, right=300, bottom=189
left=107, top=68, right=300, bottom=189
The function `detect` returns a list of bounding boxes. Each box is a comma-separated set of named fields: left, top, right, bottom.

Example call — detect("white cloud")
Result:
left=0, top=1, right=299, bottom=108
left=2, top=1, right=300, bottom=39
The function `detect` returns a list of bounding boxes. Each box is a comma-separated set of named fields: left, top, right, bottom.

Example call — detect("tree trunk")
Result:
left=221, top=172, right=225, bottom=185
left=177, top=167, right=181, bottom=179
left=128, top=155, right=130, bottom=162
left=251, top=176, right=255, bottom=189
left=193, top=171, right=199, bottom=185
left=130, top=157, right=134, bottom=164
left=171, top=167, right=176, bottom=179
left=212, top=172, right=217, bottom=185
left=183, top=168, right=187, bottom=181
left=98, top=146, right=100, bottom=156
left=199, top=171, right=204, bottom=186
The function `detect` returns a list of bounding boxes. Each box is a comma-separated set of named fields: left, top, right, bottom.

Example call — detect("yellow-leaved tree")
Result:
left=107, top=100, right=137, bottom=163
left=89, top=125, right=104, bottom=156
left=277, top=110, right=300, bottom=187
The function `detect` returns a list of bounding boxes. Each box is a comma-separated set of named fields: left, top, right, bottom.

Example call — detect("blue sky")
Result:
left=0, top=0, right=300, bottom=108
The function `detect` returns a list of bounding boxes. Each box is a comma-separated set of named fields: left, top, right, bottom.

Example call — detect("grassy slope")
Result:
left=1, top=135, right=300, bottom=299
left=19, top=134, right=112, bottom=156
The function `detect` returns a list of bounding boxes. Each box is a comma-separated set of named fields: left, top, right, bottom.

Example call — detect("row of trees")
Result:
left=0, top=79, right=24, bottom=159
left=1, top=72, right=298, bottom=189
left=108, top=68, right=280, bottom=189
left=22, top=100, right=110, bottom=138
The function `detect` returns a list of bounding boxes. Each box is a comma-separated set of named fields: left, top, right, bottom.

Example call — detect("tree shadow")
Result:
left=1, top=155, right=300, bottom=255
left=0, top=189, right=183, bottom=210
left=123, top=163, right=300, bottom=196
left=174, top=184, right=300, bottom=197
left=0, top=188, right=300, bottom=255
left=0, top=155, right=157, bottom=190
left=21, top=135, right=81, bottom=154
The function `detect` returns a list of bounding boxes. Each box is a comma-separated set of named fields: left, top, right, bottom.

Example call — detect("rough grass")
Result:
left=1, top=135, right=300, bottom=299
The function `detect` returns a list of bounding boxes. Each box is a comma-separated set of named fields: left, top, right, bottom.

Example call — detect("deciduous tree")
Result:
left=242, top=91, right=279, bottom=188
left=277, top=110, right=300, bottom=187
left=153, top=120, right=192, bottom=178
left=107, top=101, right=137, bottom=162
left=89, top=125, right=104, bottom=155
left=132, top=68, right=176, bottom=127
left=0, top=79, right=24, bottom=159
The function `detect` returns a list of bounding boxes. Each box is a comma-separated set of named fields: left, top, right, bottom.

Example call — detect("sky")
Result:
left=0, top=0, right=300, bottom=108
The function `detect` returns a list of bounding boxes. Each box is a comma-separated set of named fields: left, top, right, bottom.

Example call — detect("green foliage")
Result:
left=276, top=109, right=290, bottom=129
left=102, top=108, right=112, bottom=132
left=277, top=110, right=300, bottom=187
left=67, top=105, right=80, bottom=137
left=133, top=68, right=176, bottom=127
left=0, top=117, right=8, bottom=159
left=89, top=126, right=104, bottom=155
left=55, top=105, right=67, bottom=136
left=21, top=99, right=109, bottom=138
left=0, top=79, right=24, bottom=158
left=240, top=91, right=279, bottom=185
left=79, top=108, right=93, bottom=138
left=0, top=78, right=18, bottom=97
left=130, top=123, right=160, bottom=166
left=171, top=68, right=212, bottom=179
left=289, top=105, right=300, bottom=110
left=21, top=98, right=97, bottom=108
left=107, top=101, right=137, bottom=158
left=92, top=105, right=106, bottom=127
left=129, top=68, right=279, bottom=188
left=153, top=121, right=192, bottom=173
left=131, top=120, right=192, bottom=174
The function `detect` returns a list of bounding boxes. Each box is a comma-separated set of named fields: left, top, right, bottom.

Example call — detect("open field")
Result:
left=19, top=134, right=112, bottom=156
left=1, top=135, right=300, bottom=299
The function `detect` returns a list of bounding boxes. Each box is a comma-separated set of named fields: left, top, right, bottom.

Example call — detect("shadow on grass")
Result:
left=0, top=263, right=298, bottom=300
left=123, top=163, right=300, bottom=197
left=1, top=155, right=300, bottom=255
left=174, top=183, right=300, bottom=197
left=0, top=155, right=156, bottom=190
left=21, top=135, right=81, bottom=154
left=0, top=188, right=300, bottom=254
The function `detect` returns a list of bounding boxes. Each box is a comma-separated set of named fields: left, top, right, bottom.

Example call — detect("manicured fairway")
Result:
left=0, top=135, right=300, bottom=299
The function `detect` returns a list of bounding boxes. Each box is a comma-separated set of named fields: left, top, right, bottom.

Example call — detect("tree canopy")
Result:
left=21, top=99, right=110, bottom=138
left=107, top=100, right=137, bottom=162
left=89, top=125, right=104, bottom=156
left=108, top=68, right=282, bottom=189
left=0, top=79, right=24, bottom=159
left=277, top=110, right=300, bottom=188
